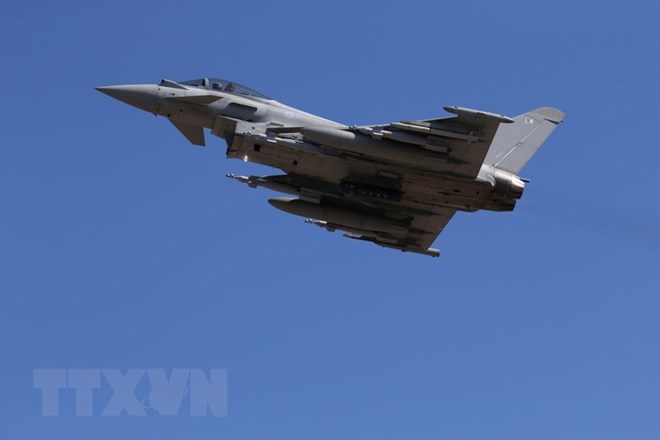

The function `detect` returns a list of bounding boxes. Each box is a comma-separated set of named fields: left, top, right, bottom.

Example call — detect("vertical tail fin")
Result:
left=485, top=107, right=565, bottom=174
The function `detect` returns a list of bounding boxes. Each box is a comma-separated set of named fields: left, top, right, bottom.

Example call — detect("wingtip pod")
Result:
left=529, top=107, right=565, bottom=124
left=443, top=105, right=515, bottom=124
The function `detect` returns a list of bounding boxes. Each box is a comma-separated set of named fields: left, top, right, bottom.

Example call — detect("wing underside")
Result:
left=226, top=106, right=517, bottom=256
left=309, top=106, right=507, bottom=255
left=357, top=105, right=513, bottom=177
left=294, top=192, right=458, bottom=257
left=340, top=206, right=457, bottom=257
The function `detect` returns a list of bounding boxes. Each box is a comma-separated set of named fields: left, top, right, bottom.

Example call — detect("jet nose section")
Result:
left=96, top=84, right=159, bottom=113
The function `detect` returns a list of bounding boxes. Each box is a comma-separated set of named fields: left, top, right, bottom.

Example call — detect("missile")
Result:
left=305, top=219, right=377, bottom=236
left=300, top=127, right=453, bottom=169
left=357, top=126, right=450, bottom=153
left=269, top=197, right=408, bottom=235
left=227, top=174, right=299, bottom=195
left=305, top=219, right=336, bottom=232
left=389, top=121, right=481, bottom=143
left=343, top=233, right=440, bottom=258
left=305, top=219, right=439, bottom=257
left=226, top=173, right=253, bottom=186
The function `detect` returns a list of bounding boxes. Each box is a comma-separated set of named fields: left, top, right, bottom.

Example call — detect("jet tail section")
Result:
left=485, top=107, right=564, bottom=174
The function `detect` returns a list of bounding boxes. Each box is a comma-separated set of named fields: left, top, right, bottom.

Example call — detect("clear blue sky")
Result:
left=1, top=1, right=659, bottom=438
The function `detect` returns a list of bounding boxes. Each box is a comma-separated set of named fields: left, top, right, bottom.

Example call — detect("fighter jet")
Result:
left=97, top=77, right=564, bottom=257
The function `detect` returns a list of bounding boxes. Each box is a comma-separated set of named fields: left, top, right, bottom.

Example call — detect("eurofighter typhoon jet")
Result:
left=97, top=78, right=564, bottom=257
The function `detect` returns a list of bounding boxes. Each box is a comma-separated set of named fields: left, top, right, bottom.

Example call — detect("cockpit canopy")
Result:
left=179, top=78, right=270, bottom=100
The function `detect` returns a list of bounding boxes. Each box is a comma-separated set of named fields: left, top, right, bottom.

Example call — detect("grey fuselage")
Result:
left=97, top=77, right=564, bottom=256
left=99, top=79, right=517, bottom=213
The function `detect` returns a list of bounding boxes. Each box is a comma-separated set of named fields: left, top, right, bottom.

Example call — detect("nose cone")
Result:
left=96, top=84, right=159, bottom=113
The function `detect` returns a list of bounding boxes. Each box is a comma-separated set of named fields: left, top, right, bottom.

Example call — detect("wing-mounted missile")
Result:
left=227, top=174, right=329, bottom=204
left=356, top=126, right=450, bottom=153
left=226, top=174, right=256, bottom=187
left=226, top=174, right=299, bottom=195
left=304, top=219, right=385, bottom=237
left=268, top=197, right=409, bottom=235
left=305, top=219, right=336, bottom=232
left=304, top=218, right=440, bottom=257
left=343, top=233, right=440, bottom=258
left=304, top=217, right=440, bottom=257
left=300, top=127, right=464, bottom=172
